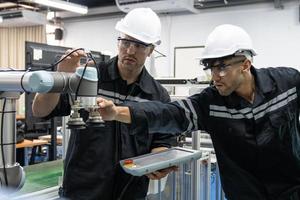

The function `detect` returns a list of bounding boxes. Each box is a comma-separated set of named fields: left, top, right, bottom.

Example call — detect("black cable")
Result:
left=87, top=53, right=97, bottom=67
left=2, top=48, right=90, bottom=117
left=74, top=53, right=98, bottom=100
left=1, top=48, right=86, bottom=72
left=4, top=48, right=82, bottom=72
left=86, top=53, right=98, bottom=75
left=30, top=48, right=84, bottom=71
left=0, top=97, right=9, bottom=186
left=87, top=52, right=100, bottom=84
left=20, top=69, right=31, bottom=93
left=49, top=48, right=91, bottom=104
left=0, top=69, right=27, bottom=72
left=118, top=176, right=135, bottom=200
left=50, top=48, right=85, bottom=71
left=117, top=85, right=137, bottom=200
left=69, top=94, right=75, bottom=106
left=74, top=62, right=88, bottom=101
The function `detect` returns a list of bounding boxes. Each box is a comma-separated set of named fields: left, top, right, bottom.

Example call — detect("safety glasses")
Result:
left=117, top=37, right=152, bottom=52
left=203, top=58, right=246, bottom=77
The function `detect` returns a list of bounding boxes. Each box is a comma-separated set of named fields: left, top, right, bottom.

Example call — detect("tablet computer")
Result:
left=120, top=147, right=202, bottom=176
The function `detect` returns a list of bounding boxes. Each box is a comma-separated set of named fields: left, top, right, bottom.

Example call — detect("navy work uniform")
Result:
left=129, top=66, right=300, bottom=200
left=47, top=56, right=177, bottom=200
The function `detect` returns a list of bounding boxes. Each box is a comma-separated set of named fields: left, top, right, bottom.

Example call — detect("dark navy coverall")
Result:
left=129, top=66, right=300, bottom=200
left=47, top=56, right=177, bottom=200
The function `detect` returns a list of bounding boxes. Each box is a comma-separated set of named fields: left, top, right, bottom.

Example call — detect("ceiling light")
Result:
left=18, top=3, right=38, bottom=10
left=0, top=2, right=17, bottom=8
left=28, top=0, right=88, bottom=14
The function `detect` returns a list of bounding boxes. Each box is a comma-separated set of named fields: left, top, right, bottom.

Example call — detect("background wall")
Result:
left=62, top=1, right=300, bottom=79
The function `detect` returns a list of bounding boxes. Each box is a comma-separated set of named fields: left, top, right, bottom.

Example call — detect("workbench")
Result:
left=16, top=139, right=49, bottom=166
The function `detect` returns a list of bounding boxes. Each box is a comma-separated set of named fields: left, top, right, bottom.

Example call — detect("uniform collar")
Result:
left=106, top=56, right=156, bottom=94
left=136, top=67, right=157, bottom=94
left=225, top=66, right=276, bottom=106
left=251, top=66, right=276, bottom=94
left=106, top=56, right=120, bottom=81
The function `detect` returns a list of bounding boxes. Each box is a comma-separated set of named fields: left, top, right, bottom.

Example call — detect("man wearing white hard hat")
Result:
left=32, top=8, right=177, bottom=200
left=97, top=24, right=300, bottom=200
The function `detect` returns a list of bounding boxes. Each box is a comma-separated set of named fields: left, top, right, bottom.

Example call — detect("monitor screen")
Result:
left=25, top=41, right=109, bottom=70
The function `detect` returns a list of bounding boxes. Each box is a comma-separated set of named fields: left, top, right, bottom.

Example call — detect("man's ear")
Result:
left=147, top=46, right=155, bottom=57
left=242, top=59, right=252, bottom=72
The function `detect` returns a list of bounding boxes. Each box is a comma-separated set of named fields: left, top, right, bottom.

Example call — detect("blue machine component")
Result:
left=27, top=71, right=54, bottom=93
left=75, top=67, right=98, bottom=82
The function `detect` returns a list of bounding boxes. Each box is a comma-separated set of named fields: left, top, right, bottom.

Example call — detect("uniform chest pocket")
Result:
left=269, top=106, right=300, bottom=162
left=269, top=108, right=294, bottom=128
left=268, top=106, right=296, bottom=143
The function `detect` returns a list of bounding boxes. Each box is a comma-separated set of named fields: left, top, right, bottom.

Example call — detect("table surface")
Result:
left=16, top=139, right=49, bottom=148
left=16, top=114, right=25, bottom=120
left=39, top=135, right=63, bottom=145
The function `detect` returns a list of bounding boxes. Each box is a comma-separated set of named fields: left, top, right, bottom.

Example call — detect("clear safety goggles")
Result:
left=202, top=58, right=246, bottom=77
left=117, top=37, right=152, bottom=52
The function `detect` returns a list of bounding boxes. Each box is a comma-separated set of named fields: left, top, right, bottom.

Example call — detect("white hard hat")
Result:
left=201, top=24, right=257, bottom=62
left=115, top=8, right=161, bottom=45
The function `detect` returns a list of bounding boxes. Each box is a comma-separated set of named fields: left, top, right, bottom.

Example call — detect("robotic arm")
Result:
left=0, top=66, right=100, bottom=191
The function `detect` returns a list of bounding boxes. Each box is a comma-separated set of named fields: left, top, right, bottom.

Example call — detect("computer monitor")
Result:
left=25, top=41, right=109, bottom=71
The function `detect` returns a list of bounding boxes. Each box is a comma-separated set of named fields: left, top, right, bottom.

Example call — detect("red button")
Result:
left=124, top=159, right=133, bottom=164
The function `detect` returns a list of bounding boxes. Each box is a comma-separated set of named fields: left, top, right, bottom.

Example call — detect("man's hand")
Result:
left=146, top=147, right=178, bottom=180
left=57, top=49, right=86, bottom=73
left=97, top=97, right=118, bottom=121
left=146, top=166, right=178, bottom=180
left=97, top=97, right=132, bottom=123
